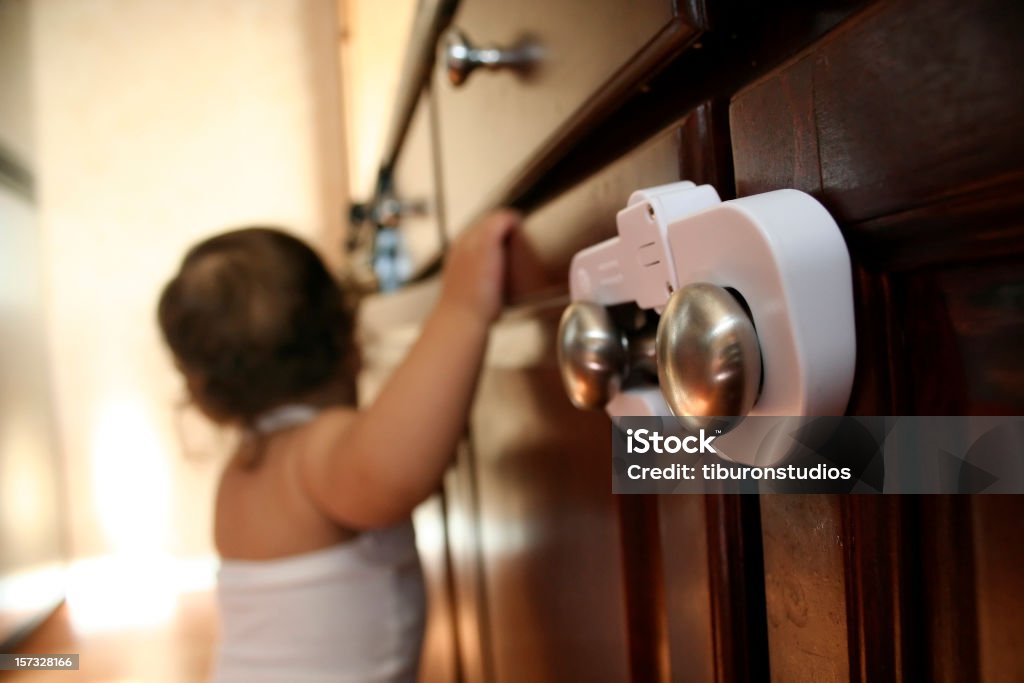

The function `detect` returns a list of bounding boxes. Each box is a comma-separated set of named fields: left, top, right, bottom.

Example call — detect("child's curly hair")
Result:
left=158, top=227, right=355, bottom=429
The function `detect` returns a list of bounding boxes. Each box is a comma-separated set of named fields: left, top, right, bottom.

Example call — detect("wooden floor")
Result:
left=0, top=591, right=216, bottom=683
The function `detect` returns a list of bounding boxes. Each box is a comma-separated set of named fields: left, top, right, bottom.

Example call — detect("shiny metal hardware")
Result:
left=557, top=302, right=625, bottom=410
left=656, top=283, right=762, bottom=433
left=347, top=183, right=430, bottom=292
left=626, top=326, right=658, bottom=379
left=374, top=196, right=428, bottom=228
left=557, top=302, right=657, bottom=410
left=443, top=28, right=540, bottom=86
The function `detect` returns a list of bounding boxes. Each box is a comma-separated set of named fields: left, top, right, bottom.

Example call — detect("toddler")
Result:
left=158, top=210, right=520, bottom=682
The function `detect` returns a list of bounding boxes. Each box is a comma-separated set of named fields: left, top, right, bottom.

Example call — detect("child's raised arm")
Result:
left=298, top=210, right=520, bottom=529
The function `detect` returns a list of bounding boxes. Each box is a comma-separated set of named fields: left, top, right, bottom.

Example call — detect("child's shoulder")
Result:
left=293, top=404, right=361, bottom=456
left=308, top=404, right=360, bottom=431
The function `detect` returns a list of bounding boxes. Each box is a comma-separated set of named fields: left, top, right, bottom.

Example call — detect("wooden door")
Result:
left=444, top=105, right=770, bottom=682
left=387, top=0, right=1024, bottom=680
left=446, top=124, right=686, bottom=683
left=728, top=0, right=1024, bottom=680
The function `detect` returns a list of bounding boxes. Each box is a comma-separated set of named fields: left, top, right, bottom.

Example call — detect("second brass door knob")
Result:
left=656, top=283, right=761, bottom=432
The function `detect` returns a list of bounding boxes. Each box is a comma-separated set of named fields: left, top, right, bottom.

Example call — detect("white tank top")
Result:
left=212, top=405, right=426, bottom=683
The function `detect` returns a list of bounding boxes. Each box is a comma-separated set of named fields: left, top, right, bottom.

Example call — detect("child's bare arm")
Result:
left=299, top=210, right=520, bottom=528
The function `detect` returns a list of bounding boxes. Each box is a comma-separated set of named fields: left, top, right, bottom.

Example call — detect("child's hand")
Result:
left=440, top=209, right=521, bottom=324
left=302, top=208, right=521, bottom=529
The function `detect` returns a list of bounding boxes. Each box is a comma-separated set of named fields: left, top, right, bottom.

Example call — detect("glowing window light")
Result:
left=65, top=554, right=216, bottom=634
left=90, top=399, right=171, bottom=553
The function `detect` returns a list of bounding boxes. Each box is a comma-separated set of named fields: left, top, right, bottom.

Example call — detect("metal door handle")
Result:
left=557, top=302, right=657, bottom=410
left=557, top=284, right=761, bottom=433
left=656, top=283, right=761, bottom=433
left=443, top=28, right=540, bottom=86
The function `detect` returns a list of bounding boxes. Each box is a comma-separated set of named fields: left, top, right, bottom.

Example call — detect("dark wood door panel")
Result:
left=846, top=266, right=901, bottom=414
left=443, top=105, right=732, bottom=683
left=731, top=0, right=1024, bottom=416
left=910, top=495, right=1024, bottom=682
left=653, top=494, right=770, bottom=683
left=659, top=102, right=770, bottom=683
left=731, top=0, right=1024, bottom=226
left=839, top=496, right=916, bottom=683
left=468, top=303, right=630, bottom=683
left=759, top=496, right=850, bottom=682
left=896, top=261, right=1024, bottom=414
left=728, top=1, right=1024, bottom=681
left=412, top=494, right=460, bottom=683
left=384, top=2, right=1024, bottom=681
left=848, top=252, right=1024, bottom=415
left=495, top=102, right=770, bottom=683
left=444, top=441, right=492, bottom=683
left=970, top=495, right=1024, bottom=682
left=916, top=495, right=981, bottom=683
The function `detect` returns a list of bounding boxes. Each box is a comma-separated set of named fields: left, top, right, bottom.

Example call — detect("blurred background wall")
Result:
left=32, top=0, right=348, bottom=569
left=339, top=0, right=417, bottom=199
left=0, top=0, right=65, bottom=643
left=1, top=0, right=417, bottom=640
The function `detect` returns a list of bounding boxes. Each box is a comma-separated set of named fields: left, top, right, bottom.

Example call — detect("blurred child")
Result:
left=158, top=210, right=520, bottom=682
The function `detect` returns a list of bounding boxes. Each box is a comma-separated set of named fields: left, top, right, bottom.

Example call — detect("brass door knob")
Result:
left=656, top=283, right=761, bottom=433
left=557, top=302, right=656, bottom=410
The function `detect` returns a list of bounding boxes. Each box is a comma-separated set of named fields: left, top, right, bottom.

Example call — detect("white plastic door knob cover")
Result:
left=566, top=181, right=856, bottom=466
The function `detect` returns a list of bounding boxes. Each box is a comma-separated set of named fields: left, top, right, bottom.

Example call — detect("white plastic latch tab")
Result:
left=569, top=181, right=721, bottom=312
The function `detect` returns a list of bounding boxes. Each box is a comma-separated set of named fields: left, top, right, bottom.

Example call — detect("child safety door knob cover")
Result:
left=558, top=181, right=856, bottom=466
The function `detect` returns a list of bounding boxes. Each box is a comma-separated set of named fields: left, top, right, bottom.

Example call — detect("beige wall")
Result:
left=30, top=0, right=347, bottom=563
left=340, top=0, right=418, bottom=198
left=0, top=184, right=66, bottom=638
left=0, top=0, right=66, bottom=640
left=0, top=0, right=34, bottom=166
